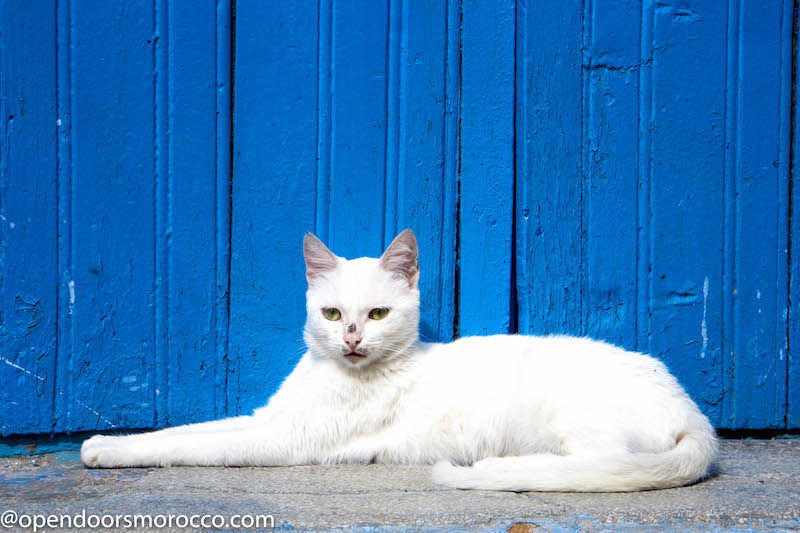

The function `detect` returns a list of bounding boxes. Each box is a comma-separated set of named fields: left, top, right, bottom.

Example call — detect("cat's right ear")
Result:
left=303, top=232, right=339, bottom=284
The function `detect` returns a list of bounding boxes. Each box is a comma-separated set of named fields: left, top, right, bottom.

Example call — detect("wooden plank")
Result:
left=636, top=0, right=654, bottom=359
left=582, top=0, right=640, bottom=350
left=515, top=0, right=584, bottom=336
left=643, top=0, right=792, bottom=430
left=0, top=1, right=59, bottom=435
left=439, top=0, right=460, bottom=342
left=459, top=0, right=515, bottom=337
left=230, top=0, right=318, bottom=415
left=722, top=0, right=791, bottom=428
left=647, top=0, right=727, bottom=426
left=392, top=0, right=459, bottom=341
left=790, top=0, right=800, bottom=430
left=54, top=0, right=73, bottom=433
left=163, top=0, right=224, bottom=425
left=326, top=1, right=389, bottom=258
left=67, top=0, right=157, bottom=430
left=778, top=0, right=793, bottom=430
left=215, top=0, right=233, bottom=421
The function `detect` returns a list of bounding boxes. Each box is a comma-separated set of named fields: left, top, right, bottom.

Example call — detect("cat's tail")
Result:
left=431, top=426, right=718, bottom=492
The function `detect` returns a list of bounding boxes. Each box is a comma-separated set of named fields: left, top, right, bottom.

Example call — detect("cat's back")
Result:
left=406, top=334, right=694, bottom=442
left=414, top=333, right=677, bottom=392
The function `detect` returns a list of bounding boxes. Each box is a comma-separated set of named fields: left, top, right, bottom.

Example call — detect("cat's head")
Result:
left=302, top=229, right=420, bottom=369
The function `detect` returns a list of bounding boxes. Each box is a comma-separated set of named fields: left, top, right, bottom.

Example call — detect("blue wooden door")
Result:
left=512, top=0, right=794, bottom=430
left=1, top=0, right=233, bottom=433
left=1, top=0, right=797, bottom=436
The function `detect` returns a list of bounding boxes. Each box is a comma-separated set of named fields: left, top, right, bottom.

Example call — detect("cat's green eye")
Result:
left=368, top=307, right=390, bottom=320
left=322, top=308, right=341, bottom=321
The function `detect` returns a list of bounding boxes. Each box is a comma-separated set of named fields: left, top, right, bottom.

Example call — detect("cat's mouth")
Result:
left=344, top=352, right=367, bottom=361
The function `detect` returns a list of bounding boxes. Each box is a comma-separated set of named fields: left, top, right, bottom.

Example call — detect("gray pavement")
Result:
left=0, top=439, right=798, bottom=531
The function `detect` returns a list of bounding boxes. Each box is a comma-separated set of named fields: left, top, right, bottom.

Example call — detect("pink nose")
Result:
left=344, top=335, right=361, bottom=352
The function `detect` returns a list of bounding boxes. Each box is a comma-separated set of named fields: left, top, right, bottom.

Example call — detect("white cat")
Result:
left=81, top=229, right=717, bottom=492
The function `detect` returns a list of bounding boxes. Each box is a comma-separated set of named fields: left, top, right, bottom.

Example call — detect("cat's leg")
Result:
left=104, top=415, right=256, bottom=439
left=81, top=415, right=257, bottom=450
left=80, top=415, right=263, bottom=465
left=81, top=353, right=348, bottom=468
left=81, top=425, right=311, bottom=468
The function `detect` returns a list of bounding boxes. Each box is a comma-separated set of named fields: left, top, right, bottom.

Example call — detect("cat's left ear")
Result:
left=379, top=229, right=419, bottom=288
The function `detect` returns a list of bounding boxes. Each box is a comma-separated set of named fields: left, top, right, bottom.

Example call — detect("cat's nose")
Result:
left=344, top=335, right=362, bottom=352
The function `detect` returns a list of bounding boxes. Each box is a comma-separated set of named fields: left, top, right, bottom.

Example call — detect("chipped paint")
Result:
left=2, top=357, right=46, bottom=383
left=0, top=356, right=116, bottom=429
left=700, top=277, right=709, bottom=359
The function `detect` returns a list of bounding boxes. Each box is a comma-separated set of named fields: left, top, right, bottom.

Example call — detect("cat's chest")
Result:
left=339, top=377, right=400, bottom=408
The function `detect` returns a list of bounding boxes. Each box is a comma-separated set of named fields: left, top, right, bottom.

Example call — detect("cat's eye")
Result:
left=368, top=307, right=390, bottom=320
left=322, top=308, right=341, bottom=321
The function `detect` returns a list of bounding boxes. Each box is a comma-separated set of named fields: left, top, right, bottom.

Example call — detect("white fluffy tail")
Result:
left=432, top=428, right=718, bottom=492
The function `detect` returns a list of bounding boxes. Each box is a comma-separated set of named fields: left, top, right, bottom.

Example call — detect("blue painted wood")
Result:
left=163, top=0, right=230, bottom=425
left=0, top=0, right=232, bottom=436
left=0, top=1, right=59, bottom=434
left=459, top=0, right=515, bottom=336
left=229, top=0, right=319, bottom=415
left=215, top=0, right=233, bottom=421
left=719, top=0, right=791, bottom=428
left=646, top=0, right=727, bottom=426
left=388, top=0, right=459, bottom=342
left=791, top=0, right=800, bottom=431
left=54, top=0, right=74, bottom=433
left=326, top=1, right=388, bottom=259
left=582, top=0, right=640, bottom=351
left=68, top=0, right=157, bottom=430
left=513, top=0, right=793, bottom=429
left=1, top=0, right=798, bottom=435
left=515, top=0, right=584, bottom=337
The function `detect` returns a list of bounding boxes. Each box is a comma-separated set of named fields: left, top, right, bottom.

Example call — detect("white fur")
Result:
left=82, top=231, right=717, bottom=492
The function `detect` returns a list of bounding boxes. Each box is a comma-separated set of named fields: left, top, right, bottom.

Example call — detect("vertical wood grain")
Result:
left=164, top=0, right=227, bottom=426
left=230, top=0, right=319, bottom=414
left=459, top=0, right=515, bottom=336
left=583, top=0, right=640, bottom=350
left=54, top=0, right=74, bottom=433
left=789, top=0, right=800, bottom=430
left=68, top=0, right=157, bottom=430
left=326, top=1, right=388, bottom=258
left=718, top=0, right=790, bottom=428
left=515, top=0, right=584, bottom=337
left=636, top=0, right=654, bottom=358
left=719, top=0, right=790, bottom=428
left=393, top=0, right=458, bottom=342
left=647, top=0, right=726, bottom=425
left=0, top=1, right=59, bottom=434
left=154, top=0, right=169, bottom=429
left=215, top=0, right=233, bottom=420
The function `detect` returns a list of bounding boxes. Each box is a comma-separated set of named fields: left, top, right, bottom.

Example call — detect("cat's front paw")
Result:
left=81, top=435, right=127, bottom=468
